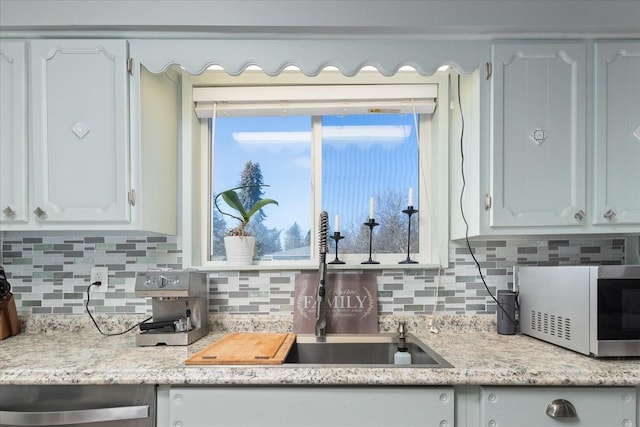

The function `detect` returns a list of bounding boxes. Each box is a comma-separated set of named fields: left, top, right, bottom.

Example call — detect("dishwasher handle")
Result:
left=0, top=405, right=149, bottom=426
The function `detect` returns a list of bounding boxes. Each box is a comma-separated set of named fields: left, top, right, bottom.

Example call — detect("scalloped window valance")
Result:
left=130, top=38, right=483, bottom=77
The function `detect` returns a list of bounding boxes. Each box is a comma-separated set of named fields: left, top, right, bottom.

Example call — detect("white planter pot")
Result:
left=224, top=236, right=256, bottom=266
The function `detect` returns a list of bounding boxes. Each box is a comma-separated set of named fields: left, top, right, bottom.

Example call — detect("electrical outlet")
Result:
left=90, top=267, right=108, bottom=287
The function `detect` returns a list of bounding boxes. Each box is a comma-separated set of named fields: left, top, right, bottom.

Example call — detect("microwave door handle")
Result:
left=0, top=405, right=149, bottom=426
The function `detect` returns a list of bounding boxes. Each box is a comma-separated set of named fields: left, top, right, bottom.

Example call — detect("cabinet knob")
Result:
left=546, top=399, right=577, bottom=418
left=573, top=210, right=586, bottom=221
left=2, top=206, right=17, bottom=218
left=529, top=127, right=548, bottom=145
left=603, top=209, right=616, bottom=220
left=33, top=207, right=47, bottom=219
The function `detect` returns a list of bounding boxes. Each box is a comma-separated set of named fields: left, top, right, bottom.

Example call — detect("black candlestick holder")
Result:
left=328, top=232, right=345, bottom=264
left=361, top=219, right=380, bottom=264
left=399, top=206, right=419, bottom=264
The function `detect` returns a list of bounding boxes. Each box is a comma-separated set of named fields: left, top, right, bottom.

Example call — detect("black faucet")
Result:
left=315, top=211, right=329, bottom=339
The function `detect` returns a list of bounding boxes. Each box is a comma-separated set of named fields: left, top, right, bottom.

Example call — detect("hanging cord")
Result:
left=429, top=267, right=443, bottom=333
left=85, top=281, right=152, bottom=336
left=412, top=106, right=443, bottom=333
left=456, top=75, right=516, bottom=327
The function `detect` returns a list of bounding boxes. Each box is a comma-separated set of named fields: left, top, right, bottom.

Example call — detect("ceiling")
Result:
left=1, top=0, right=639, bottom=37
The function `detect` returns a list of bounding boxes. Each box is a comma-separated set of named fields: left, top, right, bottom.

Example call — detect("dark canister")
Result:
left=496, top=290, right=517, bottom=335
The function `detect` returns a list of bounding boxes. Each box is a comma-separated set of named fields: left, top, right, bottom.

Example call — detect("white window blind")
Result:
left=193, top=84, right=437, bottom=118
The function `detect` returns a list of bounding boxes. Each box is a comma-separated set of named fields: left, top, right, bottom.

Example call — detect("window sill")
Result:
left=193, top=262, right=441, bottom=272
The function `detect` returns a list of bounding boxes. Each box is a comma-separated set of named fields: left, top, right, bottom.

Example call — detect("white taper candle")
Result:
left=335, top=214, right=340, bottom=233
left=408, top=187, right=414, bottom=207
left=369, top=197, right=375, bottom=219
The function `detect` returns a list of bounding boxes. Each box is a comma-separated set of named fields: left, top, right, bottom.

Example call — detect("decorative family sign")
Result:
left=293, top=273, right=378, bottom=334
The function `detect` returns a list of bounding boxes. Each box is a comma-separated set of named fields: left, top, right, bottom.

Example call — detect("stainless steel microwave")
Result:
left=515, top=265, right=640, bottom=357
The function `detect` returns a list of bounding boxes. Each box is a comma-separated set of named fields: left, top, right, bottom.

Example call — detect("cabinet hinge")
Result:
left=128, top=189, right=136, bottom=206
left=485, top=62, right=492, bottom=80
left=127, top=58, right=134, bottom=76
left=484, top=193, right=492, bottom=210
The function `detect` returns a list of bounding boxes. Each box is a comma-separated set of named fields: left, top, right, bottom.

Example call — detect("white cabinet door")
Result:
left=481, top=386, right=636, bottom=427
left=490, top=42, right=587, bottom=228
left=164, top=386, right=454, bottom=427
left=0, top=40, right=28, bottom=224
left=593, top=41, right=640, bottom=226
left=30, top=40, right=129, bottom=223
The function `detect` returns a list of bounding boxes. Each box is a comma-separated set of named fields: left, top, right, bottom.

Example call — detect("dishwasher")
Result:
left=0, top=384, right=155, bottom=426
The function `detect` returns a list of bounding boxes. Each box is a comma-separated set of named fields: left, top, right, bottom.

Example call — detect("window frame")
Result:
left=182, top=70, right=450, bottom=270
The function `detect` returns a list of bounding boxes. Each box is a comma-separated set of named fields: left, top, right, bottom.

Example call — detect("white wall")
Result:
left=1, top=0, right=639, bottom=36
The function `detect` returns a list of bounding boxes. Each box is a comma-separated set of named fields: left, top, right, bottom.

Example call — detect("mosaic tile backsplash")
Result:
left=0, top=233, right=628, bottom=316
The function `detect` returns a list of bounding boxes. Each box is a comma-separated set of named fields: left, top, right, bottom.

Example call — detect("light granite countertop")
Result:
left=0, top=315, right=638, bottom=387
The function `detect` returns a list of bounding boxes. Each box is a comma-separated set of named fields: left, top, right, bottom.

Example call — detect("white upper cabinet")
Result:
left=592, top=41, right=640, bottom=226
left=29, top=39, right=129, bottom=224
left=0, top=41, right=28, bottom=224
left=451, top=39, right=639, bottom=239
left=0, top=37, right=180, bottom=234
left=490, top=42, right=587, bottom=228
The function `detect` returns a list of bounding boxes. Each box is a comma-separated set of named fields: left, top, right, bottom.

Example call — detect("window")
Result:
left=188, top=70, right=449, bottom=269
left=211, top=115, right=312, bottom=261
left=321, top=113, right=420, bottom=260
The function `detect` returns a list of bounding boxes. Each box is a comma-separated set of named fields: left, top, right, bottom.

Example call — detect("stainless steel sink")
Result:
left=283, top=333, right=452, bottom=367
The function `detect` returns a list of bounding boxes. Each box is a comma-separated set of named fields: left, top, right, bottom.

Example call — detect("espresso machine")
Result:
left=135, top=270, right=208, bottom=346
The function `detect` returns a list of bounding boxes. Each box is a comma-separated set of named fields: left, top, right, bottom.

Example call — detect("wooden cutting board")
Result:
left=185, top=332, right=296, bottom=365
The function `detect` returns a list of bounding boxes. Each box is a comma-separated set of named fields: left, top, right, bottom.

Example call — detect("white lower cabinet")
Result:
left=480, top=386, right=636, bottom=427
left=158, top=385, right=640, bottom=427
left=158, top=386, right=454, bottom=427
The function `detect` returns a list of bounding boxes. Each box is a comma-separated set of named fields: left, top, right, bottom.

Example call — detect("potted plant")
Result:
left=214, top=185, right=278, bottom=265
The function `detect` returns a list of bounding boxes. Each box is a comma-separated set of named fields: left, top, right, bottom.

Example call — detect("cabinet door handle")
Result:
left=546, top=399, right=577, bottom=418
left=529, top=127, right=548, bottom=145
left=0, top=405, right=149, bottom=426
left=33, top=207, right=47, bottom=219
left=2, top=206, right=17, bottom=218
left=573, top=210, right=586, bottom=221
left=603, top=208, right=616, bottom=220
